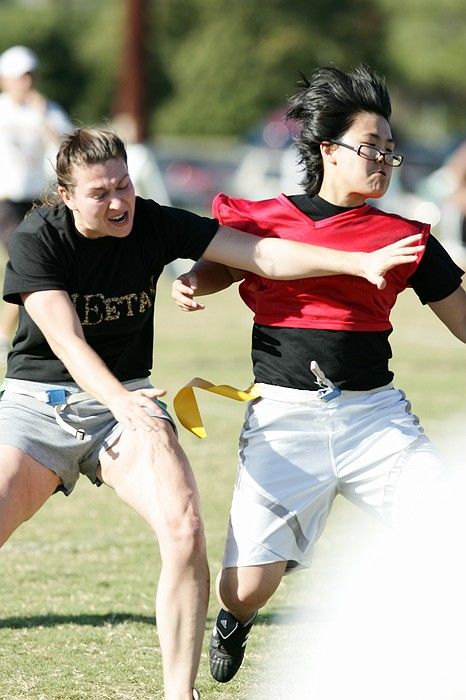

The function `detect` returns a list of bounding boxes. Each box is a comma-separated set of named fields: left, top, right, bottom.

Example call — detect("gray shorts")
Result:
left=0, top=377, right=175, bottom=495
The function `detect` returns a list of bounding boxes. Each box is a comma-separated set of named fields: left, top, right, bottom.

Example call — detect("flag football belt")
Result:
left=2, top=387, right=92, bottom=440
left=173, top=362, right=341, bottom=439
left=173, top=378, right=260, bottom=439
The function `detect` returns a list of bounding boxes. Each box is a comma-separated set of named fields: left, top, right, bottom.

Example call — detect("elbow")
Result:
left=252, top=245, right=280, bottom=279
left=450, top=322, right=466, bottom=344
left=47, top=338, right=68, bottom=363
left=46, top=333, right=79, bottom=365
left=458, top=329, right=466, bottom=344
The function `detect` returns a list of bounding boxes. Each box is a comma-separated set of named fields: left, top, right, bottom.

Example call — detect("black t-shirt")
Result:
left=3, top=197, right=218, bottom=382
left=251, top=195, right=464, bottom=391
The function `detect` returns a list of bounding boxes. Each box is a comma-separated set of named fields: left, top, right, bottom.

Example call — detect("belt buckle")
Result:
left=317, top=386, right=341, bottom=402
left=45, top=388, right=68, bottom=406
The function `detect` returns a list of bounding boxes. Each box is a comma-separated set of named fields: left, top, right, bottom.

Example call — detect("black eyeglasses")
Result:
left=330, top=140, right=404, bottom=167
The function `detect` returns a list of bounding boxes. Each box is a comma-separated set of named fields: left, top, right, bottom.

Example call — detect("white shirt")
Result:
left=126, top=142, right=171, bottom=204
left=0, top=92, right=72, bottom=201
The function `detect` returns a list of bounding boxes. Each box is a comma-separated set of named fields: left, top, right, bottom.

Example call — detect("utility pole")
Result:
left=113, top=0, right=149, bottom=142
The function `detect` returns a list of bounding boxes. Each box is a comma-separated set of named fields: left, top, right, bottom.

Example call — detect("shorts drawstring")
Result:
left=2, top=387, right=90, bottom=440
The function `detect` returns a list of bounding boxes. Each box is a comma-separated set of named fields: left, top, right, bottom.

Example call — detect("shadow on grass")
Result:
left=3, top=606, right=318, bottom=631
left=0, top=612, right=156, bottom=629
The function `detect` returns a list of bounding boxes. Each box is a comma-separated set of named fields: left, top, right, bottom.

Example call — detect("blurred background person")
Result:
left=0, top=44, right=72, bottom=362
left=417, top=140, right=466, bottom=265
left=111, top=112, right=171, bottom=204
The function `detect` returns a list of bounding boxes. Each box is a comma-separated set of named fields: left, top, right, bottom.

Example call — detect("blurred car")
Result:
left=397, top=140, right=448, bottom=194
left=370, top=169, right=441, bottom=226
left=231, top=144, right=308, bottom=199
left=155, top=146, right=240, bottom=214
left=229, top=145, right=284, bottom=199
left=244, top=106, right=295, bottom=150
left=228, top=105, right=305, bottom=199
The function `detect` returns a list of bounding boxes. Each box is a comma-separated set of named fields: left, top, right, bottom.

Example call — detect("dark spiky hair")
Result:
left=286, top=64, right=392, bottom=196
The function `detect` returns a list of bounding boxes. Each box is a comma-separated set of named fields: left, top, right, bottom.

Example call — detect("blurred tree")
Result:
left=1, top=0, right=464, bottom=139
left=375, top=0, right=466, bottom=137
left=153, top=0, right=390, bottom=135
left=68, top=1, right=125, bottom=125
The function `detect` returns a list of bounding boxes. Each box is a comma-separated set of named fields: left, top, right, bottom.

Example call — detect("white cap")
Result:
left=0, top=45, right=38, bottom=79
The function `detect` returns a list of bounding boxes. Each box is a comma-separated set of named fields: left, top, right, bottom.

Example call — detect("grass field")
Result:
left=1, top=271, right=466, bottom=700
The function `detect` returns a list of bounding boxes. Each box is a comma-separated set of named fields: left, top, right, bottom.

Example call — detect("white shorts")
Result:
left=223, top=383, right=445, bottom=573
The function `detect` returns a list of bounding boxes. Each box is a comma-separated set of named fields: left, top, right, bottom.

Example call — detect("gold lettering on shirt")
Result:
left=71, top=290, right=153, bottom=326
left=103, top=297, right=119, bottom=321
left=139, top=291, right=152, bottom=313
left=83, top=294, right=105, bottom=325
left=122, top=293, right=139, bottom=316
left=104, top=293, right=139, bottom=320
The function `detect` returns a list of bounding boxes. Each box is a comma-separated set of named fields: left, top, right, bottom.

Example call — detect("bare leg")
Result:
left=0, top=446, right=61, bottom=546
left=217, top=561, right=287, bottom=621
left=208, top=562, right=288, bottom=684
left=99, top=422, right=209, bottom=700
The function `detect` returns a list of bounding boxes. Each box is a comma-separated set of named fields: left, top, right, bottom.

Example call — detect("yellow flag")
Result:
left=173, top=377, right=260, bottom=438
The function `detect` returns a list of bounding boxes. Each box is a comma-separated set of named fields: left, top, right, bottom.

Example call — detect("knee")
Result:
left=168, top=506, right=206, bottom=549
left=157, top=497, right=207, bottom=566
left=160, top=515, right=207, bottom=574
left=218, top=570, right=278, bottom=612
left=222, top=587, right=272, bottom=612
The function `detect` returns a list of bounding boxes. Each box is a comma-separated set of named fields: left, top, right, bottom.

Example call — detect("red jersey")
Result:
left=212, top=193, right=429, bottom=331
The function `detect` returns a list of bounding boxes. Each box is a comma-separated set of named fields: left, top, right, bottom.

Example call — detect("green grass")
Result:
left=1, top=273, right=466, bottom=699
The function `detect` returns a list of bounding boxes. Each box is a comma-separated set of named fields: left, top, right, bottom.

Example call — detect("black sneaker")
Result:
left=209, top=608, right=257, bottom=682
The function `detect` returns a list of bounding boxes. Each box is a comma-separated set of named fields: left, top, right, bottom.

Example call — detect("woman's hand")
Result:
left=361, top=233, right=425, bottom=290
left=172, top=271, right=206, bottom=312
left=107, top=387, right=167, bottom=432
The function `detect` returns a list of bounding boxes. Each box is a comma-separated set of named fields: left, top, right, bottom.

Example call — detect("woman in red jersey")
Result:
left=172, top=64, right=466, bottom=684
